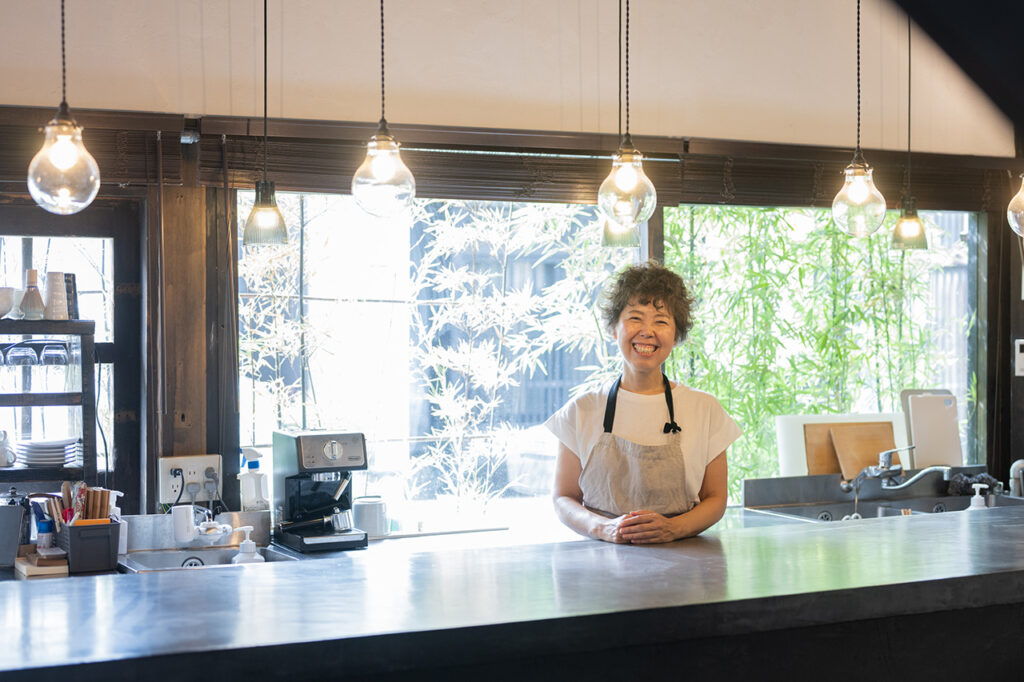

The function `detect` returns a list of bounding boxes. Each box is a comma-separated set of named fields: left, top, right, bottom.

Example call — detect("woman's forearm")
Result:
left=553, top=495, right=610, bottom=540
left=669, top=493, right=727, bottom=539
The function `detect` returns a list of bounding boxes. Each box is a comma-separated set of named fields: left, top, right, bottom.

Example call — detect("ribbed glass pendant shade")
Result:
left=891, top=198, right=927, bottom=250
left=243, top=181, right=288, bottom=246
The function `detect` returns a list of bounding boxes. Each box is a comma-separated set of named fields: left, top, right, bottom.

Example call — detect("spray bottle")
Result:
left=238, top=448, right=270, bottom=512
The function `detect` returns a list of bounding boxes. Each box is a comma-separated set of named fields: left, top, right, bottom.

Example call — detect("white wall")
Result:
left=0, top=0, right=1013, bottom=157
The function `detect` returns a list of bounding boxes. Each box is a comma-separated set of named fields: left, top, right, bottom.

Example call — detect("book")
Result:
left=64, top=273, right=78, bottom=320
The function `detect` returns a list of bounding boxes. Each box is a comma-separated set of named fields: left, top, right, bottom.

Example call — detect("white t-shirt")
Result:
left=545, top=382, right=742, bottom=505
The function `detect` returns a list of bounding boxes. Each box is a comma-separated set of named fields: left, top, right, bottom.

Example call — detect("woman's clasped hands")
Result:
left=601, top=509, right=681, bottom=544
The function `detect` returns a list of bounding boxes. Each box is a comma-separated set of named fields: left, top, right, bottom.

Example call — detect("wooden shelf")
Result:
left=0, top=466, right=84, bottom=482
left=0, top=319, right=95, bottom=335
left=0, top=393, right=83, bottom=407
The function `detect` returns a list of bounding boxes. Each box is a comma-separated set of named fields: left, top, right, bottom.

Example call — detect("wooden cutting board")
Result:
left=803, top=422, right=898, bottom=477
left=830, top=422, right=899, bottom=480
left=908, top=394, right=962, bottom=467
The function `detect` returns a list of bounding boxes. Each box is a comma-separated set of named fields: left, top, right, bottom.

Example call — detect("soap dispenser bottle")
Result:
left=231, top=526, right=265, bottom=564
left=967, top=483, right=989, bottom=510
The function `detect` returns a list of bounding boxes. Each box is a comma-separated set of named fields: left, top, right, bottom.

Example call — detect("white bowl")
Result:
left=0, top=287, right=13, bottom=319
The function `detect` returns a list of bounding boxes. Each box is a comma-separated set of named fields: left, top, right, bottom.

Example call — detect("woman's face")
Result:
left=613, top=299, right=677, bottom=373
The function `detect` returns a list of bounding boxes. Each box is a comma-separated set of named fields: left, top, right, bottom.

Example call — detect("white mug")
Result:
left=353, top=496, right=389, bottom=538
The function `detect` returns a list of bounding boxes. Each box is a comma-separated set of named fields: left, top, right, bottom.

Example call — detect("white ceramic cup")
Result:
left=10, top=289, right=25, bottom=319
left=43, top=272, right=68, bottom=320
left=0, top=287, right=13, bottom=319
left=353, top=496, right=389, bottom=538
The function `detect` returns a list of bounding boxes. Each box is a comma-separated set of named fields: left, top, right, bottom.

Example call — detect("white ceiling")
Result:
left=0, top=0, right=1013, bottom=156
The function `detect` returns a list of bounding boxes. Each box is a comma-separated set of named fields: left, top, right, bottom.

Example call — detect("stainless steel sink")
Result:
left=753, top=494, right=1024, bottom=523
left=118, top=545, right=300, bottom=573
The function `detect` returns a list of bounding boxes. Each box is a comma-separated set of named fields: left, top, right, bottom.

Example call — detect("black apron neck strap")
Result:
left=602, top=373, right=682, bottom=434
left=662, top=373, right=681, bottom=434
left=602, top=376, right=622, bottom=433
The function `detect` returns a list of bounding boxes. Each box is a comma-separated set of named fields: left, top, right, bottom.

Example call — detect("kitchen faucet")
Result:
left=839, top=446, right=953, bottom=494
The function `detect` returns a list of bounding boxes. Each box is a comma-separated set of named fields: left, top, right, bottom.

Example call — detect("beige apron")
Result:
left=579, top=374, right=690, bottom=518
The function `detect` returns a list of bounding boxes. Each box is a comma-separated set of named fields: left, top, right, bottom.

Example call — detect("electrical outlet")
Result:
left=158, top=454, right=223, bottom=505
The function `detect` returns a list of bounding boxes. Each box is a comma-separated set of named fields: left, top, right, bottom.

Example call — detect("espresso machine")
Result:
left=272, top=430, right=368, bottom=552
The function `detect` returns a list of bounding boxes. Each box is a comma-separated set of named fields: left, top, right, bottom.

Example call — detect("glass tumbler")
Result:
left=40, top=344, right=70, bottom=392
left=5, top=346, right=38, bottom=366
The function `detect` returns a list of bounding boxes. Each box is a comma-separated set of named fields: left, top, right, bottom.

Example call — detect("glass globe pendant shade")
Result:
left=1008, top=175, right=1024, bottom=237
left=597, top=135, right=657, bottom=231
left=243, top=181, right=288, bottom=246
left=831, top=158, right=887, bottom=237
left=351, top=120, right=415, bottom=218
left=27, top=104, right=100, bottom=215
left=891, top=197, right=927, bottom=250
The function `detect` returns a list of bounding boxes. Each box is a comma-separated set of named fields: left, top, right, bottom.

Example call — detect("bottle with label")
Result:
left=238, top=448, right=270, bottom=512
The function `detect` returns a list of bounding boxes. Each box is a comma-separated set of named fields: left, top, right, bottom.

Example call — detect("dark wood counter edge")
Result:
left=7, top=569, right=1024, bottom=682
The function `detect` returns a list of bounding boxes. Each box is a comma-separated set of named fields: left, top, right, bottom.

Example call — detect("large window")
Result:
left=238, top=193, right=977, bottom=519
left=664, top=206, right=975, bottom=497
left=238, top=192, right=633, bottom=527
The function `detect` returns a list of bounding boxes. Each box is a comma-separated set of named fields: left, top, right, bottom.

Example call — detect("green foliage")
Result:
left=664, top=205, right=963, bottom=500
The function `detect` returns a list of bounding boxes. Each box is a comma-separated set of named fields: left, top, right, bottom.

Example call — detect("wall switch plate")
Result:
left=158, top=454, right=223, bottom=505
left=1017, top=340, right=1024, bottom=377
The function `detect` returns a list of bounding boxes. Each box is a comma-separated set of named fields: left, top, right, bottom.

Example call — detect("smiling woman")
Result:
left=547, top=262, right=742, bottom=544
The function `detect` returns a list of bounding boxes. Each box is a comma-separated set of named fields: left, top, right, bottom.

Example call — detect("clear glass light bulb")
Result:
left=49, top=134, right=80, bottom=171
left=1008, top=175, right=1024, bottom=237
left=27, top=109, right=100, bottom=216
left=352, top=124, right=415, bottom=218
left=614, top=164, right=639, bottom=192
left=832, top=161, right=887, bottom=237
left=598, top=137, right=657, bottom=231
left=243, top=181, right=288, bottom=247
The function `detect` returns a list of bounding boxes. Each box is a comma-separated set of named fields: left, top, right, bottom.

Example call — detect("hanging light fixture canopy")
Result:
left=599, top=0, right=656, bottom=243
left=832, top=0, right=886, bottom=238
left=892, top=14, right=926, bottom=251
left=28, top=0, right=100, bottom=216
left=352, top=0, right=415, bottom=218
left=243, top=0, right=287, bottom=247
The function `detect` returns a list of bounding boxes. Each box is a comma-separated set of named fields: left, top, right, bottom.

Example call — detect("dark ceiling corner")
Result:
left=895, top=0, right=1024, bottom=147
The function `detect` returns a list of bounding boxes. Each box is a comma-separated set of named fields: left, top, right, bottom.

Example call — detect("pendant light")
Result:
left=352, top=0, right=415, bottom=218
left=832, top=0, right=886, bottom=238
left=598, top=0, right=656, bottom=242
left=242, top=0, right=288, bottom=247
left=27, top=0, right=100, bottom=216
left=1009, top=177, right=1024, bottom=237
left=892, top=15, right=927, bottom=250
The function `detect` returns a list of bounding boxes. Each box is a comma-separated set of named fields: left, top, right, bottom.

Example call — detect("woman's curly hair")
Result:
left=600, top=261, right=694, bottom=342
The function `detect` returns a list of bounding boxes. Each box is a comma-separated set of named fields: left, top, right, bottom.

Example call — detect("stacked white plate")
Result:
left=14, top=438, right=82, bottom=469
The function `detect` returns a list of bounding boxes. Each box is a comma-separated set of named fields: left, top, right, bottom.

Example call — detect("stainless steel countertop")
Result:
left=3, top=505, right=1023, bottom=679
